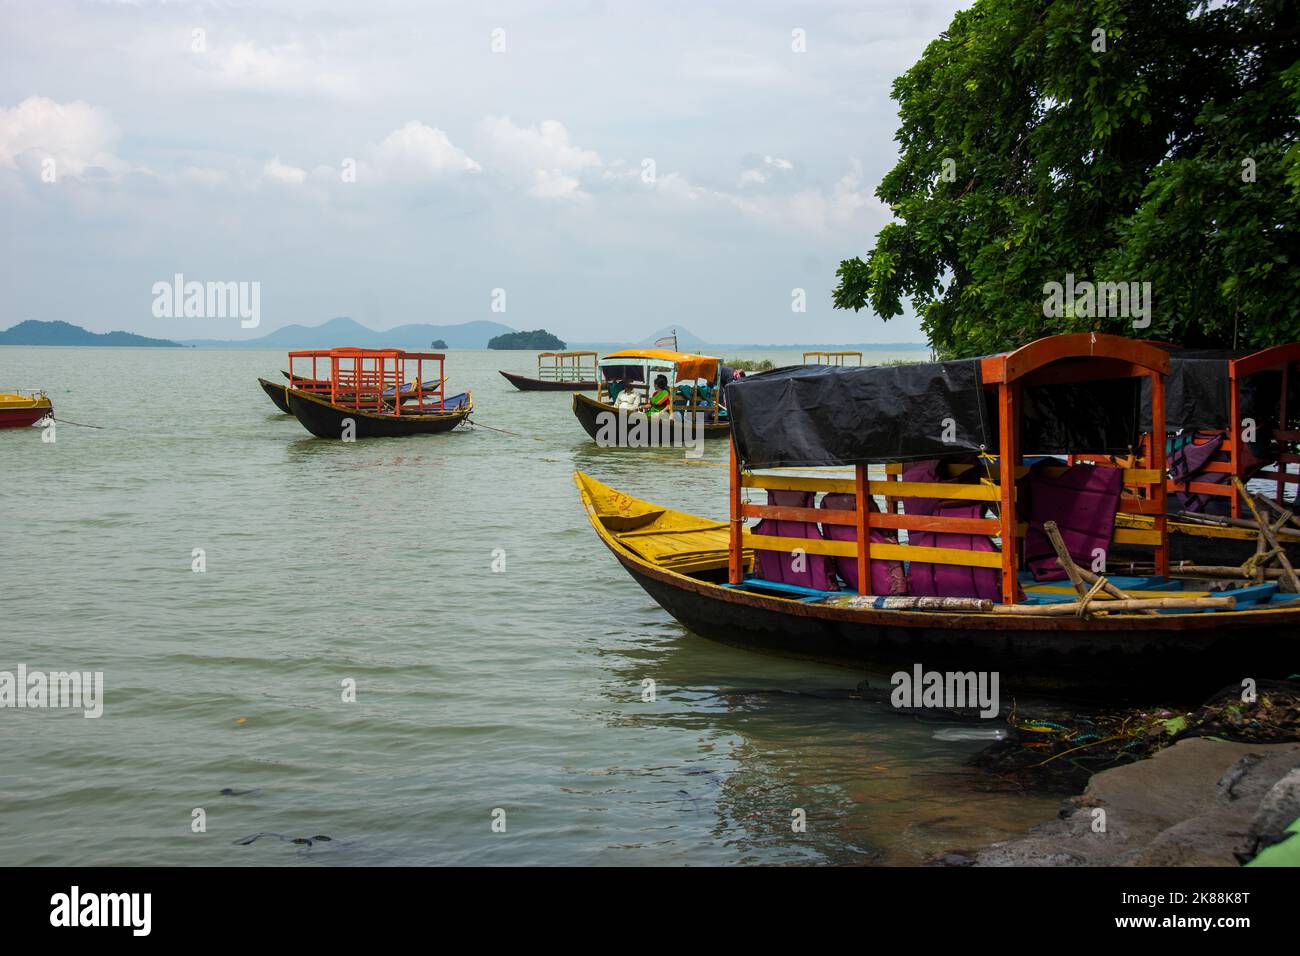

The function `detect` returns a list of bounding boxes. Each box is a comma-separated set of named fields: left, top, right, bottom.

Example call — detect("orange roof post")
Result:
left=980, top=332, right=1172, bottom=601
left=1230, top=344, right=1300, bottom=509
left=729, top=437, right=744, bottom=585
left=1150, top=368, right=1169, bottom=575
left=1229, top=359, right=1242, bottom=517
left=1280, top=360, right=1290, bottom=504
left=854, top=463, right=871, bottom=596
left=996, top=381, right=1020, bottom=605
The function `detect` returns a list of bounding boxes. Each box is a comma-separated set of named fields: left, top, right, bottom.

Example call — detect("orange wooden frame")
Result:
left=1131, top=343, right=1300, bottom=518
left=287, top=348, right=449, bottom=415
left=727, top=332, right=1172, bottom=605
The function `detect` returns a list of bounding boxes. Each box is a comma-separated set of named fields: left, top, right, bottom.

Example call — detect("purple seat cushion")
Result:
left=751, top=489, right=837, bottom=591
left=1170, top=431, right=1231, bottom=515
left=901, top=461, right=1001, bottom=601
left=1023, top=463, right=1124, bottom=581
left=819, top=493, right=907, bottom=595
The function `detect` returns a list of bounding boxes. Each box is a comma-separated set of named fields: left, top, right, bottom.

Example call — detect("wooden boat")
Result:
left=284, top=348, right=473, bottom=439
left=0, top=389, right=52, bottom=428
left=575, top=334, right=1300, bottom=699
left=499, top=351, right=598, bottom=391
left=572, top=348, right=731, bottom=446
left=287, top=388, right=471, bottom=438
left=258, top=377, right=293, bottom=414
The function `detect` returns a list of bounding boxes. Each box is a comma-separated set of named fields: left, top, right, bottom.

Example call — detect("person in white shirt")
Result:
left=614, top=380, right=642, bottom=411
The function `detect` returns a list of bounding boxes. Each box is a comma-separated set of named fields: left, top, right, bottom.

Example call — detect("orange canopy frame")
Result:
left=287, top=348, right=448, bottom=416
left=601, top=349, right=720, bottom=383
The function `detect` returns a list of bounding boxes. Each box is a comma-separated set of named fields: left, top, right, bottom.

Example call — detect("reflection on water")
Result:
left=0, top=345, right=1060, bottom=866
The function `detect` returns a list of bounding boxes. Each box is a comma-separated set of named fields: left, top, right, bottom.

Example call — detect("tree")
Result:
left=834, top=0, right=1300, bottom=357
left=486, top=329, right=567, bottom=350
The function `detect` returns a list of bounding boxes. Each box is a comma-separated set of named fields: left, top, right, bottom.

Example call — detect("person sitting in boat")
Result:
left=648, top=375, right=672, bottom=415
left=614, top=379, right=641, bottom=411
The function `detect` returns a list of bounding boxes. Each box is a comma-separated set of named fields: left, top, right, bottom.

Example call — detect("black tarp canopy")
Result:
left=1138, top=350, right=1285, bottom=456
left=725, top=359, right=1146, bottom=469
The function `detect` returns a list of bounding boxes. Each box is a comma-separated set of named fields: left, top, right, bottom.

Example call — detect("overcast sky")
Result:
left=0, top=0, right=964, bottom=343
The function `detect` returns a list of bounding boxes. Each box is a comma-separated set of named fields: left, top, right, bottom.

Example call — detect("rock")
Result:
left=966, top=740, right=1300, bottom=867
left=1216, top=753, right=1266, bottom=803
left=1246, top=767, right=1300, bottom=849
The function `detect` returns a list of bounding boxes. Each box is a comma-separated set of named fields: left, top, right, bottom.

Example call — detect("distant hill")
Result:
left=181, top=317, right=515, bottom=349
left=0, top=320, right=184, bottom=348
left=488, top=329, right=566, bottom=350
left=635, top=326, right=710, bottom=350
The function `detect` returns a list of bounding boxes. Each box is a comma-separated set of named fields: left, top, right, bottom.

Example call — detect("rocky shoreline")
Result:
left=966, top=739, right=1300, bottom=866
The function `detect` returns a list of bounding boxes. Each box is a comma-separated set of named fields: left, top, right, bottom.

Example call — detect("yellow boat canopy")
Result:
left=601, top=349, right=720, bottom=382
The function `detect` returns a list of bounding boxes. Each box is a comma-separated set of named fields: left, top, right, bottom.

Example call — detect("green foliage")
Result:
left=486, top=329, right=567, bottom=350
left=725, top=358, right=776, bottom=372
left=835, top=0, right=1300, bottom=356
left=430, top=338, right=448, bottom=349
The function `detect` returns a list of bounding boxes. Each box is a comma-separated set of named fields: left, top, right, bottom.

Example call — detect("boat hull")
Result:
left=286, top=388, right=472, bottom=439
left=620, top=544, right=1300, bottom=700
left=571, top=392, right=730, bottom=445
left=575, top=473, right=1300, bottom=700
left=0, top=397, right=52, bottom=429
left=499, top=370, right=597, bottom=391
left=258, top=377, right=293, bottom=414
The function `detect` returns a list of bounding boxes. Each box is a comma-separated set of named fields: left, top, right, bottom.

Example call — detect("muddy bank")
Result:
left=965, top=739, right=1300, bottom=866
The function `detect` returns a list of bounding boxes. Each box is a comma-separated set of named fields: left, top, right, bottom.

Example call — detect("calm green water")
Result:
left=0, top=346, right=1060, bottom=866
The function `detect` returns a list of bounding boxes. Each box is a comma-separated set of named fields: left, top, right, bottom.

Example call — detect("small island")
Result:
left=487, top=329, right=566, bottom=350
left=0, top=320, right=184, bottom=348
left=430, top=339, right=448, bottom=349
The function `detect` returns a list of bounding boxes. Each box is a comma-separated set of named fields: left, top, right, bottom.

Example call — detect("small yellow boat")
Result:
left=0, top=390, right=53, bottom=428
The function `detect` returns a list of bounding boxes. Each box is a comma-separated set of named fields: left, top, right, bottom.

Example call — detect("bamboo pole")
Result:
left=991, top=595, right=1236, bottom=616
left=828, top=595, right=994, bottom=612
left=1076, top=567, right=1160, bottom=615
left=1233, top=476, right=1300, bottom=592
left=1043, top=520, right=1088, bottom=597
left=1168, top=565, right=1286, bottom=580
left=1173, top=506, right=1300, bottom=541
left=1254, top=495, right=1300, bottom=535
left=1076, top=576, right=1108, bottom=617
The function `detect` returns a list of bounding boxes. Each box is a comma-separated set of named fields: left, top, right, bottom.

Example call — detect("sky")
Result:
left=0, top=0, right=965, bottom=344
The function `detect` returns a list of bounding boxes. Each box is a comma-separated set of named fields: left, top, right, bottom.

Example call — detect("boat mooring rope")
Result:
left=50, top=416, right=105, bottom=429
left=464, top=418, right=545, bottom=441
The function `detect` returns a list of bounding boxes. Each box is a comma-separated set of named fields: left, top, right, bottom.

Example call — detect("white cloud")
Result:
left=476, top=117, right=602, bottom=200
left=738, top=154, right=795, bottom=187
left=0, top=96, right=123, bottom=176
left=198, top=39, right=359, bottom=97
left=262, top=157, right=307, bottom=185
left=734, top=160, right=885, bottom=236
left=365, top=121, right=480, bottom=182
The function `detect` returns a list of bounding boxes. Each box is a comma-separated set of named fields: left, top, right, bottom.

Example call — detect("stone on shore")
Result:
left=971, top=739, right=1300, bottom=866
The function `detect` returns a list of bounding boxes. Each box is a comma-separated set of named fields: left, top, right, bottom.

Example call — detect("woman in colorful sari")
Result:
left=647, top=375, right=672, bottom=415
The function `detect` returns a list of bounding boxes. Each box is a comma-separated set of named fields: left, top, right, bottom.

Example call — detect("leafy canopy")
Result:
left=834, top=0, right=1300, bottom=357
